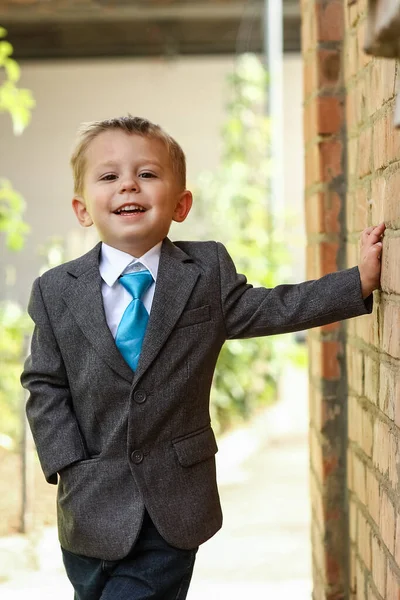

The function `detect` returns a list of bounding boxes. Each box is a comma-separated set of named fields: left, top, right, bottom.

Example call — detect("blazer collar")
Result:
left=63, top=239, right=200, bottom=383
left=133, top=238, right=200, bottom=383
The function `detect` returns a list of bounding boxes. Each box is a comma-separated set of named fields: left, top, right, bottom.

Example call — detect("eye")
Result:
left=100, top=173, right=118, bottom=181
left=139, top=171, right=156, bottom=179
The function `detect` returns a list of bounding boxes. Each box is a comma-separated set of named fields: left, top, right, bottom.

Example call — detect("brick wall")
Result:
left=302, top=0, right=349, bottom=598
left=302, top=0, right=400, bottom=599
left=344, top=1, right=400, bottom=599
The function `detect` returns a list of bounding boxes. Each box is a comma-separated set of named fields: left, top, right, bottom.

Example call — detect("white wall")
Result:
left=0, top=54, right=304, bottom=305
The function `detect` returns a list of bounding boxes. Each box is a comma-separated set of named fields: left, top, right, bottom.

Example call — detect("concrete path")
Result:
left=0, top=366, right=311, bottom=599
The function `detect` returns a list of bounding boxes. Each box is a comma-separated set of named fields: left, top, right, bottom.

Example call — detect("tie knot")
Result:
left=119, top=270, right=153, bottom=300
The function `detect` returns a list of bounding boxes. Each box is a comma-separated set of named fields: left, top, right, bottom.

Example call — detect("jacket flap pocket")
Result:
left=176, top=305, right=211, bottom=329
left=173, top=426, right=218, bottom=467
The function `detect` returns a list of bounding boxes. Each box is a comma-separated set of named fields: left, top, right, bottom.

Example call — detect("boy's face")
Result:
left=72, top=130, right=192, bottom=256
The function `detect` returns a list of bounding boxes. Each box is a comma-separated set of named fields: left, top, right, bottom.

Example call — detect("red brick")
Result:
left=319, top=139, right=343, bottom=182
left=319, top=241, right=339, bottom=273
left=322, top=452, right=339, bottom=479
left=321, top=341, right=341, bottom=380
left=316, top=0, right=344, bottom=42
left=318, top=48, right=342, bottom=89
left=318, top=96, right=344, bottom=135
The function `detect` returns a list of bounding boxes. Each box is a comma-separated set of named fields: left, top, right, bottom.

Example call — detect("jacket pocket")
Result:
left=175, top=305, right=211, bottom=329
left=173, top=426, right=218, bottom=467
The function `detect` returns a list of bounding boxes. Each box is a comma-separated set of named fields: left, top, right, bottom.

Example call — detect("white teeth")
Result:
left=115, top=204, right=145, bottom=214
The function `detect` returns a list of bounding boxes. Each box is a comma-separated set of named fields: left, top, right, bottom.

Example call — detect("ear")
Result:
left=173, top=190, right=193, bottom=223
left=72, top=197, right=93, bottom=228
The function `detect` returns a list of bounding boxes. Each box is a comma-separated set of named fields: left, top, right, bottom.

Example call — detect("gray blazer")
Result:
left=21, top=239, right=371, bottom=560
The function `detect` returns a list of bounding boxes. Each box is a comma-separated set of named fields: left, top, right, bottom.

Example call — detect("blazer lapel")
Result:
left=133, top=238, right=200, bottom=382
left=62, top=243, right=133, bottom=383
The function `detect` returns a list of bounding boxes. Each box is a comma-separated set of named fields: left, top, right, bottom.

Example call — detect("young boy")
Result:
left=21, top=116, right=384, bottom=600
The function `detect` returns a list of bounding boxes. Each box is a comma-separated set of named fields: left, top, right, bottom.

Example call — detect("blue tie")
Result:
left=115, top=270, right=153, bottom=371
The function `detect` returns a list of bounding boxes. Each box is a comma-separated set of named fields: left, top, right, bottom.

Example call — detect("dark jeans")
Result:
left=61, top=512, right=197, bottom=600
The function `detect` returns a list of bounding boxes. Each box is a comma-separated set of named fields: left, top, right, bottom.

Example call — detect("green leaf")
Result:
left=4, top=58, right=20, bottom=83
left=0, top=40, right=13, bottom=62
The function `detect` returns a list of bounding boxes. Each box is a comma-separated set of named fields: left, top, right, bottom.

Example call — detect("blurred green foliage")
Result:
left=0, top=27, right=35, bottom=136
left=0, top=28, right=34, bottom=449
left=0, top=302, right=31, bottom=447
left=190, top=54, right=293, bottom=433
left=0, top=27, right=34, bottom=252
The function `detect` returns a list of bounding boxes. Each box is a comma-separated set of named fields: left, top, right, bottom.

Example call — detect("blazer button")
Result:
left=134, top=390, right=147, bottom=404
left=131, top=450, right=144, bottom=464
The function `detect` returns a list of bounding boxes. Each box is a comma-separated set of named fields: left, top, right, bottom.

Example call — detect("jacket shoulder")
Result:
left=172, top=240, right=223, bottom=261
left=38, top=243, right=101, bottom=288
left=40, top=244, right=100, bottom=282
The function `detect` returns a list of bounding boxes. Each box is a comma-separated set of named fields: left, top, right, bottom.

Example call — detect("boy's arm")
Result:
left=216, top=224, right=384, bottom=339
left=21, top=277, right=88, bottom=484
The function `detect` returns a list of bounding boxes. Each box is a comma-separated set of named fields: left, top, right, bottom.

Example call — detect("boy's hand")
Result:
left=358, top=222, right=386, bottom=298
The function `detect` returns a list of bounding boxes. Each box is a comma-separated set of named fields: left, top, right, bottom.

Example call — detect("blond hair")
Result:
left=70, top=115, right=186, bottom=196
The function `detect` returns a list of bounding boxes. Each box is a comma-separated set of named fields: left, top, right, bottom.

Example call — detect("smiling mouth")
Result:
left=113, top=204, right=147, bottom=215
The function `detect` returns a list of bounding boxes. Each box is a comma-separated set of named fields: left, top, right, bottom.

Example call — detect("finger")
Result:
left=362, top=223, right=386, bottom=246
left=369, top=223, right=386, bottom=243
left=361, top=226, right=375, bottom=242
left=369, top=241, right=383, bottom=260
left=362, top=226, right=375, bottom=238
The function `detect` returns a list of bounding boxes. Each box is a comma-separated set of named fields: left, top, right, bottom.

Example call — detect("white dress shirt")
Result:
left=99, top=242, right=161, bottom=339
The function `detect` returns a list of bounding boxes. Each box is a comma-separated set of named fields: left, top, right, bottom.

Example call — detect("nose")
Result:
left=119, top=178, right=139, bottom=193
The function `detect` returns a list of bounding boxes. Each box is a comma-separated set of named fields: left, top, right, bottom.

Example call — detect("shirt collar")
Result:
left=100, top=242, right=162, bottom=287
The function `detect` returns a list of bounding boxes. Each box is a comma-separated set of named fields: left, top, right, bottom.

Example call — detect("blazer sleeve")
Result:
left=216, top=242, right=373, bottom=339
left=21, top=277, right=88, bottom=484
